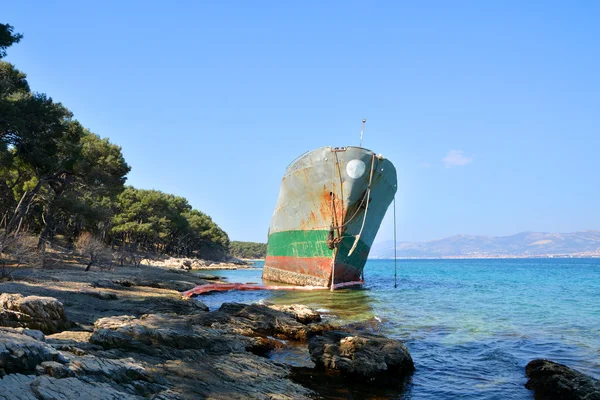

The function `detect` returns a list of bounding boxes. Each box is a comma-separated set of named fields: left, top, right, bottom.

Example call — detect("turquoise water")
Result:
left=202, top=259, right=600, bottom=399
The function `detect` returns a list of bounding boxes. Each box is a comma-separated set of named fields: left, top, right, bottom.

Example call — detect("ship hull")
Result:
left=263, top=146, right=397, bottom=287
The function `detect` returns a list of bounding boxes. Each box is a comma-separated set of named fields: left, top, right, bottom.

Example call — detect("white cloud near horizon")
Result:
left=442, top=150, right=473, bottom=168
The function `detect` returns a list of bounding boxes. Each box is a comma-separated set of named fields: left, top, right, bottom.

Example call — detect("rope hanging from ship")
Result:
left=348, top=153, right=376, bottom=256
left=326, top=152, right=377, bottom=250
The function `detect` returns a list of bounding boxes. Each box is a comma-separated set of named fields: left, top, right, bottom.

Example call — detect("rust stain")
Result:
left=316, top=188, right=344, bottom=229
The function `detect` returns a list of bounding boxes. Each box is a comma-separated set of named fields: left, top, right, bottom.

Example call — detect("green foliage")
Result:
left=0, top=22, right=231, bottom=261
left=111, top=187, right=229, bottom=258
left=229, top=241, right=267, bottom=259
left=0, top=23, right=22, bottom=59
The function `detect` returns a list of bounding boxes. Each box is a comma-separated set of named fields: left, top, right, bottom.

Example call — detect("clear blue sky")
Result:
left=4, top=1, right=599, bottom=243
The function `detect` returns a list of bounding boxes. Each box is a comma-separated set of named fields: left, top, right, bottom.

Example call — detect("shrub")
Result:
left=0, top=234, right=41, bottom=280
left=75, top=232, right=111, bottom=271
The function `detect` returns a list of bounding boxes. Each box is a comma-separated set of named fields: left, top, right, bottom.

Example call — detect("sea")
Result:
left=200, top=258, right=600, bottom=399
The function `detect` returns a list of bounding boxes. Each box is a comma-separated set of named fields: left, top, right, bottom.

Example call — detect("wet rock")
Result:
left=218, top=303, right=330, bottom=341
left=269, top=304, right=322, bottom=324
left=308, top=330, right=414, bottom=385
left=525, top=359, right=600, bottom=400
left=195, top=273, right=221, bottom=281
left=0, top=294, right=71, bottom=334
left=0, top=328, right=66, bottom=374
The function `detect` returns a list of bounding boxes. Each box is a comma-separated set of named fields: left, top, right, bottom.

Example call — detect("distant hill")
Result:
left=370, top=230, right=600, bottom=258
left=229, top=241, right=267, bottom=259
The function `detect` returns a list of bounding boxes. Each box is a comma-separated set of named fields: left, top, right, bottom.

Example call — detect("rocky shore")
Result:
left=0, top=262, right=414, bottom=399
left=140, top=256, right=257, bottom=271
left=1, top=261, right=598, bottom=399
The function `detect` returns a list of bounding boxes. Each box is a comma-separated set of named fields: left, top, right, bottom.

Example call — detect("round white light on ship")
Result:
left=346, top=159, right=366, bottom=179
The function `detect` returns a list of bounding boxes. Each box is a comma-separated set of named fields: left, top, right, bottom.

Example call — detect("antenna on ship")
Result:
left=359, top=119, right=366, bottom=147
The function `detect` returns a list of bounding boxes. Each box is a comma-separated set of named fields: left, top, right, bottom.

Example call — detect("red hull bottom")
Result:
left=263, top=255, right=362, bottom=287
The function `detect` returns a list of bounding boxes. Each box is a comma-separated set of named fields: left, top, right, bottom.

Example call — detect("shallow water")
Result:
left=201, top=258, right=600, bottom=399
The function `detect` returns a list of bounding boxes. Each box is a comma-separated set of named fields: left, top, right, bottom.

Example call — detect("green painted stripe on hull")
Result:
left=267, top=229, right=333, bottom=258
left=266, top=229, right=371, bottom=282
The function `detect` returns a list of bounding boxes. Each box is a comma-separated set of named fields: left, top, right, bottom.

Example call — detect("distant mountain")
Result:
left=369, top=230, right=600, bottom=258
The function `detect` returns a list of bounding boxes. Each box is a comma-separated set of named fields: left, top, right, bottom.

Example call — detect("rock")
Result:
left=47, top=330, right=93, bottom=344
left=0, top=371, right=146, bottom=400
left=62, top=354, right=150, bottom=383
left=0, top=328, right=66, bottom=374
left=149, top=390, right=185, bottom=400
left=0, top=374, right=37, bottom=400
left=195, top=274, right=221, bottom=281
left=46, top=331, right=102, bottom=354
left=2, top=327, right=45, bottom=342
left=525, top=359, right=600, bottom=400
left=114, top=279, right=134, bottom=287
left=162, top=353, right=313, bottom=399
left=308, top=330, right=414, bottom=385
left=268, top=304, right=322, bottom=324
left=110, top=278, right=201, bottom=293
left=35, top=361, right=74, bottom=378
left=217, top=303, right=330, bottom=341
left=80, top=289, right=118, bottom=300
left=90, top=314, right=249, bottom=355
left=31, top=376, right=142, bottom=399
left=91, top=280, right=120, bottom=289
left=0, top=294, right=71, bottom=334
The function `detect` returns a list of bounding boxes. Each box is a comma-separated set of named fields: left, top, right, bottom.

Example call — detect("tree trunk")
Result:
left=38, top=185, right=64, bottom=250
left=6, top=179, right=46, bottom=235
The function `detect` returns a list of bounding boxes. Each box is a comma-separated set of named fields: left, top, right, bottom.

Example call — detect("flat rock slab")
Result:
left=0, top=293, right=71, bottom=334
left=525, top=359, right=600, bottom=400
left=31, top=376, right=142, bottom=400
left=0, top=373, right=37, bottom=400
left=162, top=353, right=313, bottom=400
left=90, top=313, right=249, bottom=355
left=0, top=328, right=65, bottom=374
left=308, top=330, right=414, bottom=385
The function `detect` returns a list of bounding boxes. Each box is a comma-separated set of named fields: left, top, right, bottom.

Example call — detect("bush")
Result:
left=75, top=232, right=111, bottom=271
left=0, top=234, right=41, bottom=280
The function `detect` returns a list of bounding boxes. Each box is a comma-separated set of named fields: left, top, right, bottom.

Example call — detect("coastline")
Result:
left=0, top=257, right=414, bottom=399
left=1, top=255, right=598, bottom=399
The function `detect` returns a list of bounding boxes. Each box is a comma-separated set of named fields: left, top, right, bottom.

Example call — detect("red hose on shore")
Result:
left=181, top=280, right=364, bottom=297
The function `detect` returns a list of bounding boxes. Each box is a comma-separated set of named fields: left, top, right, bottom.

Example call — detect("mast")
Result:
left=359, top=119, right=366, bottom=147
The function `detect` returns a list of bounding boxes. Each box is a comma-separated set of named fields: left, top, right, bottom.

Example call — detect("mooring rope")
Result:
left=348, top=153, right=376, bottom=256
left=394, top=196, right=397, bottom=289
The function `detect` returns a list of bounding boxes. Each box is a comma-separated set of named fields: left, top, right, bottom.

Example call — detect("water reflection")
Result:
left=201, top=265, right=377, bottom=324
left=268, top=287, right=377, bottom=323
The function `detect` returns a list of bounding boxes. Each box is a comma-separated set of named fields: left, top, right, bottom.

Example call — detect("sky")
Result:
left=3, top=1, right=599, bottom=243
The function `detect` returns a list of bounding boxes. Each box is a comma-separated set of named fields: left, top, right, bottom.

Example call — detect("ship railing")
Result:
left=285, top=150, right=310, bottom=170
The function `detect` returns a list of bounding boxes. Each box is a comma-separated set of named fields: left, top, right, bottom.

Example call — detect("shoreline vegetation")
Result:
left=1, top=23, right=230, bottom=281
